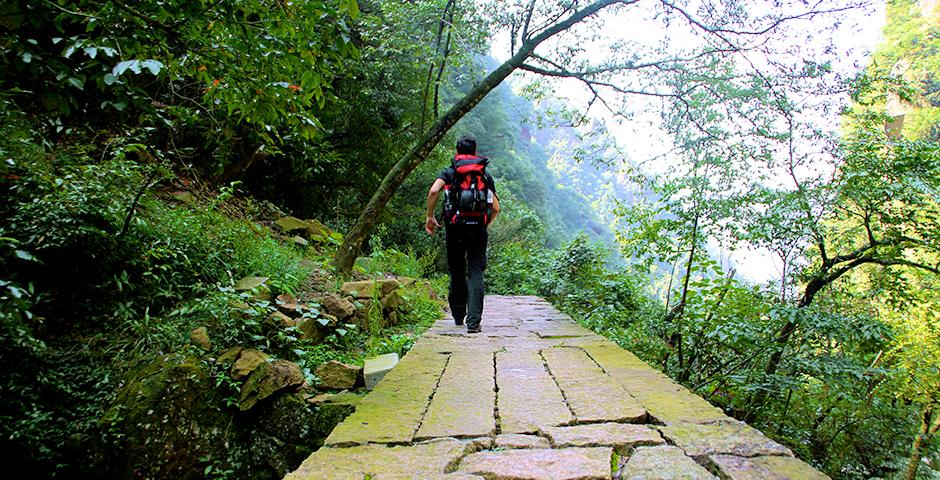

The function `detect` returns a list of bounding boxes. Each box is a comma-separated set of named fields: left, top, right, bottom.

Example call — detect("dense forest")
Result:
left=1, top=0, right=938, bottom=479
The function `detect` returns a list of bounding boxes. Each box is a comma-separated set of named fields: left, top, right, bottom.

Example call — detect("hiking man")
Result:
left=425, top=135, right=500, bottom=333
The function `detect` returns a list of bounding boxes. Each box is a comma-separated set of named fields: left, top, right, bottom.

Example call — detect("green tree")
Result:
left=333, top=0, right=861, bottom=272
left=1, top=0, right=359, bottom=175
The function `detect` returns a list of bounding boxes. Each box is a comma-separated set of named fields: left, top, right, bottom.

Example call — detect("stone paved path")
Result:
left=285, top=296, right=829, bottom=480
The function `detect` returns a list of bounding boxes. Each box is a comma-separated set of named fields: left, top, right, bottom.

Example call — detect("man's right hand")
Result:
left=425, top=215, right=441, bottom=236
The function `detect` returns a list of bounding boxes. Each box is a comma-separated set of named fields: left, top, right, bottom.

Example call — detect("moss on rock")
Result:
left=99, top=353, right=349, bottom=480
left=101, top=354, right=231, bottom=480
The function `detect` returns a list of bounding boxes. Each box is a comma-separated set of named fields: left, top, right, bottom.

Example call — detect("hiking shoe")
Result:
left=466, top=325, right=481, bottom=334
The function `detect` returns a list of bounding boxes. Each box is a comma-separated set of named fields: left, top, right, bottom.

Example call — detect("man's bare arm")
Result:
left=488, top=192, right=500, bottom=226
left=425, top=178, right=446, bottom=235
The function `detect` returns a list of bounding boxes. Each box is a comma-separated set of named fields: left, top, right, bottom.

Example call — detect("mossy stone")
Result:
left=217, top=346, right=244, bottom=364
left=189, top=326, right=211, bottom=349
left=341, top=279, right=400, bottom=299
left=239, top=359, right=304, bottom=411
left=232, top=348, right=269, bottom=380
left=249, top=394, right=324, bottom=476
left=102, top=354, right=231, bottom=480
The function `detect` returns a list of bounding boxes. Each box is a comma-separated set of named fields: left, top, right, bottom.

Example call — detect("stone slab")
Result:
left=708, top=454, right=831, bottom=480
left=325, top=351, right=447, bottom=446
left=363, top=352, right=399, bottom=390
left=620, top=445, right=717, bottom=479
left=542, top=423, right=664, bottom=453
left=416, top=352, right=496, bottom=440
left=533, top=322, right=599, bottom=338
left=285, top=438, right=476, bottom=480
left=582, top=344, right=727, bottom=425
left=495, top=434, right=550, bottom=449
left=291, top=296, right=828, bottom=479
left=658, top=421, right=792, bottom=461
left=541, top=347, right=647, bottom=424
left=496, top=350, right=575, bottom=434
left=457, top=447, right=613, bottom=480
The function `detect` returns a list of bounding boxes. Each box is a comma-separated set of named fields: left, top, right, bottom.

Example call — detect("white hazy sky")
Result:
left=489, top=1, right=887, bottom=284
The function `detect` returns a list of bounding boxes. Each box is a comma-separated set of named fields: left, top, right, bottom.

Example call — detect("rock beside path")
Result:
left=315, top=293, right=356, bottom=320
left=341, top=279, right=400, bottom=298
left=240, top=359, right=304, bottom=411
left=273, top=216, right=332, bottom=242
left=314, top=360, right=361, bottom=390
left=363, top=352, right=399, bottom=389
left=231, top=348, right=269, bottom=380
left=189, top=326, right=211, bottom=350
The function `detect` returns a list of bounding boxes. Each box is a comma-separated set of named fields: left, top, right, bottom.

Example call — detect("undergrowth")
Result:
left=0, top=100, right=444, bottom=477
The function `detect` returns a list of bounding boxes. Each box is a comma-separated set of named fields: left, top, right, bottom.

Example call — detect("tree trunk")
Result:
left=664, top=210, right=699, bottom=373
left=744, top=276, right=826, bottom=422
left=332, top=0, right=622, bottom=274
left=904, top=407, right=939, bottom=480
left=332, top=56, right=519, bottom=273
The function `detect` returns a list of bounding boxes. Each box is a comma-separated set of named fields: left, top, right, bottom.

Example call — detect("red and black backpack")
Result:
left=443, top=154, right=493, bottom=226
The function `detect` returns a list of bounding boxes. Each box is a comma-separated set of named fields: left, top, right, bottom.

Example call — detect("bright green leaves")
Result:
left=2, top=0, right=361, bottom=171
left=112, top=59, right=164, bottom=77
left=339, top=0, right=361, bottom=18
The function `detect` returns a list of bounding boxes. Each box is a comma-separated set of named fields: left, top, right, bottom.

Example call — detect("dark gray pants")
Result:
left=445, top=224, right=487, bottom=329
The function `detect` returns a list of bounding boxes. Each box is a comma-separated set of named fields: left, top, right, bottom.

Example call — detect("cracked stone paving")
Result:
left=285, top=296, right=829, bottom=480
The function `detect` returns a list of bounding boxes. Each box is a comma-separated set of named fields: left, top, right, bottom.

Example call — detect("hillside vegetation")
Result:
left=1, top=0, right=938, bottom=479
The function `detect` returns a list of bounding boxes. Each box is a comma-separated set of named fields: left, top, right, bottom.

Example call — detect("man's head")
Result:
left=456, top=135, right=476, bottom=155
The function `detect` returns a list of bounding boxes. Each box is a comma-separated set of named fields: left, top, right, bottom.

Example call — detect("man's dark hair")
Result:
left=456, top=135, right=476, bottom=154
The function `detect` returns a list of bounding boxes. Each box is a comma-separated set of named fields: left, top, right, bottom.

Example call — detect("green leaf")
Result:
left=84, top=46, right=98, bottom=59
left=141, top=59, right=164, bottom=75
left=14, top=250, right=37, bottom=262
left=340, top=0, right=359, bottom=18
left=20, top=52, right=32, bottom=63
left=316, top=318, right=330, bottom=326
left=68, top=77, right=84, bottom=90
left=113, top=59, right=163, bottom=76
left=113, top=60, right=137, bottom=76
left=103, top=73, right=117, bottom=85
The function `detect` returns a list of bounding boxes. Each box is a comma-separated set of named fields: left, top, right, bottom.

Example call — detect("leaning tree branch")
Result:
left=518, top=61, right=679, bottom=98
left=333, top=0, right=632, bottom=273
left=41, top=0, right=98, bottom=19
